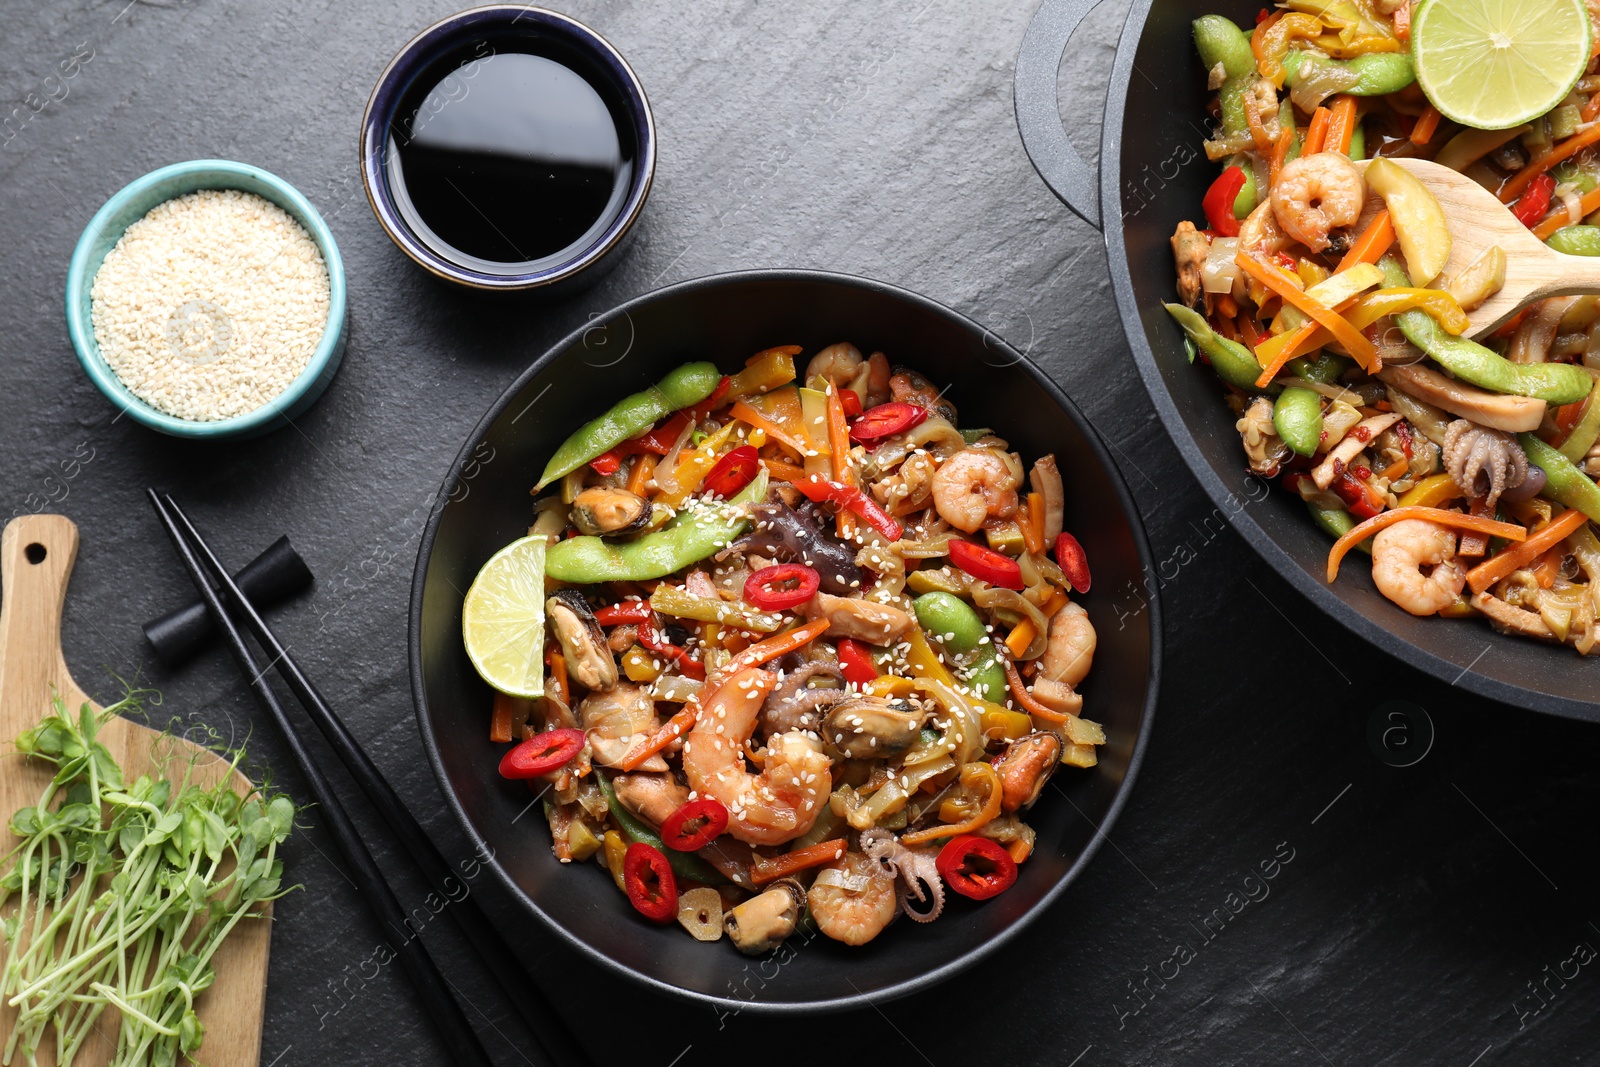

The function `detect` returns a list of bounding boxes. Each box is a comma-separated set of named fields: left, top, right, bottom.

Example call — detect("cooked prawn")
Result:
left=1237, top=199, right=1294, bottom=256
left=807, top=850, right=898, bottom=946
left=1371, top=519, right=1466, bottom=616
left=805, top=342, right=865, bottom=388
left=1270, top=152, right=1365, bottom=253
left=681, top=667, right=831, bottom=846
left=1039, top=601, right=1095, bottom=687
left=580, top=683, right=667, bottom=771
left=930, top=447, right=1019, bottom=532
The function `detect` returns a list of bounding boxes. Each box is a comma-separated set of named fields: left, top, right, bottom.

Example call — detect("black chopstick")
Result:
left=154, top=492, right=592, bottom=1067
left=147, top=491, right=495, bottom=1067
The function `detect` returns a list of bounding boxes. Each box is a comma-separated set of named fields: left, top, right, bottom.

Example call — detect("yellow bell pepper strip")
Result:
left=656, top=423, right=738, bottom=508
left=1254, top=286, right=1469, bottom=384
left=1253, top=11, right=1323, bottom=87
left=729, top=400, right=809, bottom=456
left=865, top=675, right=916, bottom=699
left=1521, top=434, right=1600, bottom=524
left=1465, top=508, right=1588, bottom=595
left=903, top=762, right=1002, bottom=846
left=1238, top=253, right=1381, bottom=370
left=1326, top=506, right=1527, bottom=582
left=905, top=623, right=958, bottom=688
left=1397, top=473, right=1464, bottom=510
left=723, top=346, right=799, bottom=402
left=1284, top=0, right=1399, bottom=54
left=980, top=706, right=1035, bottom=743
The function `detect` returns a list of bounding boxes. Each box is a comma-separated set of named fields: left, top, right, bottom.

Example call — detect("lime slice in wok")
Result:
left=462, top=536, right=547, bottom=698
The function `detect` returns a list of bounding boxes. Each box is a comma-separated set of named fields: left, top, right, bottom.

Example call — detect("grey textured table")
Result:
left=4, top=1, right=1598, bottom=1064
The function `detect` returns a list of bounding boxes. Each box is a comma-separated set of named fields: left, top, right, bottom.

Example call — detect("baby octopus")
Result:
left=1270, top=152, right=1365, bottom=252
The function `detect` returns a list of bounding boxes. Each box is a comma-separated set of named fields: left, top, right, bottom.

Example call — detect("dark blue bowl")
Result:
left=359, top=6, right=654, bottom=293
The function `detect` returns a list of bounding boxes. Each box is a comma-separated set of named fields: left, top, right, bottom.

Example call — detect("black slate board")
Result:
left=1, top=1, right=1596, bottom=1064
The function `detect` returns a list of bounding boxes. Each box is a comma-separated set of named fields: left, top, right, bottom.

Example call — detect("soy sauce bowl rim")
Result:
left=359, top=5, right=655, bottom=292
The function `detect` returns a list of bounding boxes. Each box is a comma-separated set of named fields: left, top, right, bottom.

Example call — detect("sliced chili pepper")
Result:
left=637, top=620, right=707, bottom=680
left=659, top=798, right=729, bottom=852
left=744, top=562, right=821, bottom=611
left=686, top=375, right=732, bottom=421
left=840, top=390, right=863, bottom=418
left=701, top=444, right=760, bottom=500
left=1202, top=166, right=1247, bottom=238
left=588, top=450, right=624, bottom=476
left=791, top=476, right=903, bottom=541
left=947, top=539, right=1024, bottom=590
left=1054, top=532, right=1092, bottom=593
left=1512, top=173, right=1557, bottom=229
left=1332, top=470, right=1383, bottom=520
left=935, top=834, right=1018, bottom=901
left=849, top=402, right=927, bottom=443
left=498, top=728, right=586, bottom=779
left=835, top=637, right=879, bottom=686
left=622, top=841, right=678, bottom=922
left=594, top=599, right=654, bottom=626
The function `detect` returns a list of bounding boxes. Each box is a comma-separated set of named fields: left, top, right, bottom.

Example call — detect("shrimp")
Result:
left=580, top=683, right=667, bottom=771
left=930, top=447, right=1019, bottom=532
left=1238, top=199, right=1293, bottom=256
left=805, top=342, right=864, bottom=388
left=864, top=351, right=892, bottom=407
left=1270, top=152, right=1365, bottom=253
left=681, top=667, right=832, bottom=846
left=1039, top=601, right=1095, bottom=687
left=1370, top=519, right=1467, bottom=616
left=807, top=850, right=898, bottom=946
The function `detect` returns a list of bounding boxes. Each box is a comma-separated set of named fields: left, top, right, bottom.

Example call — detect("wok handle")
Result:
left=1014, top=0, right=1107, bottom=231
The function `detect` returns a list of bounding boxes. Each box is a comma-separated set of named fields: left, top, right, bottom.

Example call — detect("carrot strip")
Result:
left=1238, top=253, right=1381, bottom=369
left=730, top=400, right=809, bottom=456
left=1003, top=586, right=1068, bottom=659
left=618, top=705, right=699, bottom=772
left=1254, top=316, right=1332, bottom=387
left=1004, top=659, right=1073, bottom=723
left=760, top=458, right=810, bottom=483
left=723, top=619, right=830, bottom=677
left=490, top=692, right=518, bottom=744
left=1393, top=1, right=1411, bottom=42
left=1584, top=92, right=1600, bottom=124
left=1021, top=492, right=1046, bottom=555
left=825, top=386, right=854, bottom=538
left=1337, top=210, right=1394, bottom=273
left=1532, top=546, right=1563, bottom=589
left=1327, top=507, right=1529, bottom=582
left=1215, top=293, right=1240, bottom=319
left=1465, top=508, right=1587, bottom=594
left=1302, top=106, right=1332, bottom=156
left=546, top=649, right=570, bottom=706
left=903, top=763, right=1002, bottom=846
left=1327, top=95, right=1359, bottom=156
left=1409, top=105, right=1442, bottom=146
left=1380, top=457, right=1409, bottom=482
left=1269, top=125, right=1295, bottom=186
left=1246, top=91, right=1274, bottom=153
left=1499, top=123, right=1600, bottom=204
left=1533, top=187, right=1600, bottom=239
left=625, top=453, right=657, bottom=496
left=751, top=839, right=847, bottom=886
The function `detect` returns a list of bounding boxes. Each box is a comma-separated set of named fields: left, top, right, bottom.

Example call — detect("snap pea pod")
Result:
left=1288, top=352, right=1348, bottom=385
left=597, top=772, right=725, bottom=884
left=535, top=361, right=722, bottom=489
left=1227, top=154, right=1258, bottom=219
left=1273, top=387, right=1323, bottom=457
left=911, top=592, right=1006, bottom=701
left=1560, top=377, right=1600, bottom=462
left=546, top=471, right=768, bottom=582
left=1378, top=258, right=1591, bottom=405
left=1519, top=435, right=1600, bottom=523
left=1163, top=303, right=1266, bottom=392
left=1348, top=122, right=1366, bottom=161
left=1283, top=50, right=1414, bottom=96
left=1193, top=16, right=1256, bottom=135
left=1308, top=503, right=1370, bottom=554
left=1547, top=225, right=1600, bottom=257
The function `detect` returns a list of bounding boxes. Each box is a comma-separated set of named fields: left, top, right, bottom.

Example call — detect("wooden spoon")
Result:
left=0, top=515, right=270, bottom=1066
left=1358, top=157, right=1600, bottom=340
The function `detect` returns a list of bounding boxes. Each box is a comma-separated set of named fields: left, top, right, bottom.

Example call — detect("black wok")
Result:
left=1015, top=0, right=1600, bottom=721
left=409, top=270, right=1160, bottom=1011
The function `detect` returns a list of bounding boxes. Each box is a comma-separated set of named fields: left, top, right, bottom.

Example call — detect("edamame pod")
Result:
left=1227, top=155, right=1258, bottom=219
left=1308, top=503, right=1371, bottom=554
left=1379, top=259, right=1591, bottom=405
left=1164, top=303, right=1267, bottom=392
left=546, top=472, right=768, bottom=582
left=1520, top=435, right=1600, bottom=523
left=1547, top=225, right=1600, bottom=257
left=1273, top=387, right=1324, bottom=457
left=1288, top=352, right=1348, bottom=385
left=1284, top=51, right=1414, bottom=96
left=535, top=361, right=723, bottom=489
left=911, top=592, right=1006, bottom=701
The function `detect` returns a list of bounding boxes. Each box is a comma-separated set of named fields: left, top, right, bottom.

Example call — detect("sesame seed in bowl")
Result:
left=66, top=160, right=347, bottom=439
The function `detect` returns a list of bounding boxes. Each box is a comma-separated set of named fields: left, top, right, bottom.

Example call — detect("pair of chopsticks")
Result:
left=147, top=490, right=591, bottom=1067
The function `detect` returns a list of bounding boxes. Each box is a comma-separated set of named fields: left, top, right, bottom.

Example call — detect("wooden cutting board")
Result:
left=0, top=514, right=270, bottom=1066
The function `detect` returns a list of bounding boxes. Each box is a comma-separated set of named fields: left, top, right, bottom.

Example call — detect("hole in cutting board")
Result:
left=24, top=543, right=46, bottom=565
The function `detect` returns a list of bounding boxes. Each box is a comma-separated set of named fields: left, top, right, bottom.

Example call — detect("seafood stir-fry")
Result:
left=465, top=344, right=1105, bottom=950
left=1167, top=4, right=1600, bottom=652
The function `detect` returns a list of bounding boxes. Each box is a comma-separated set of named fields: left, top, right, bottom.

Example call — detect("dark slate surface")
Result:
left=3, top=1, right=1597, bottom=1064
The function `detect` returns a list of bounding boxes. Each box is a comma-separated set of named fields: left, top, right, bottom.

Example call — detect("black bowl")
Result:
left=1016, top=0, right=1600, bottom=722
left=409, top=270, right=1161, bottom=1011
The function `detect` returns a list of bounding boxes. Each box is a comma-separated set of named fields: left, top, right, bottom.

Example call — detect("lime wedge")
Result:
left=462, top=536, right=547, bottom=698
left=1412, top=0, right=1592, bottom=130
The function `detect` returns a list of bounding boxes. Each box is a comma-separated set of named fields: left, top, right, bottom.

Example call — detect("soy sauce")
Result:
left=386, top=37, right=634, bottom=275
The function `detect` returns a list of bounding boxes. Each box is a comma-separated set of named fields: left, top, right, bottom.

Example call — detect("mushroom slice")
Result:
left=1378, top=365, right=1546, bottom=434
left=547, top=589, right=618, bottom=692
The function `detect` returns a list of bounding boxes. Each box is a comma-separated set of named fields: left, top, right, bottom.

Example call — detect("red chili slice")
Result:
left=790, top=476, right=904, bottom=541
left=637, top=621, right=707, bottom=680
left=848, top=402, right=927, bottom=443
left=935, top=835, right=1018, bottom=901
left=947, top=539, right=1024, bottom=590
left=702, top=445, right=760, bottom=499
left=588, top=450, right=624, bottom=476
left=840, top=390, right=863, bottom=418
left=744, top=563, right=821, bottom=611
left=659, top=798, right=729, bottom=851
left=686, top=375, right=733, bottom=421
left=594, top=600, right=654, bottom=626
left=498, top=728, right=586, bottom=779
left=1054, top=532, right=1092, bottom=593
left=622, top=842, right=678, bottom=922
left=836, top=638, right=879, bottom=686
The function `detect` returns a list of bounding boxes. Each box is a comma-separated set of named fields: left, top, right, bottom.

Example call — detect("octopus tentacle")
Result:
left=861, top=829, right=946, bottom=924
left=1441, top=419, right=1528, bottom=508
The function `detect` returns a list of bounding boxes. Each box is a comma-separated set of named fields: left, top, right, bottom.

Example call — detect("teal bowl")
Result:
left=65, top=159, right=347, bottom=439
